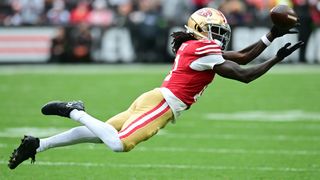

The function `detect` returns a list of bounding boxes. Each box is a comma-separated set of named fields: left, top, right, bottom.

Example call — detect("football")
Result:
left=270, top=4, right=298, bottom=29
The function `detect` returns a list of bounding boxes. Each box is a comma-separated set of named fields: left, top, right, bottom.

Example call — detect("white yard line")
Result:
left=1, top=142, right=319, bottom=156
left=0, top=64, right=319, bottom=75
left=0, top=160, right=318, bottom=172
left=178, top=122, right=320, bottom=130
left=161, top=133, right=320, bottom=142
left=0, top=143, right=7, bottom=147
left=0, top=127, right=68, bottom=138
left=205, top=110, right=320, bottom=122
left=0, top=64, right=170, bottom=75
left=1, top=127, right=320, bottom=142
left=136, top=147, right=320, bottom=156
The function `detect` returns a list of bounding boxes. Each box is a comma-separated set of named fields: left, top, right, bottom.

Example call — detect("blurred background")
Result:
left=0, top=0, right=319, bottom=64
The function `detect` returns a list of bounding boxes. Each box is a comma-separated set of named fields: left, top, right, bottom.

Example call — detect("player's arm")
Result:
left=222, top=32, right=273, bottom=65
left=222, top=26, right=299, bottom=65
left=214, top=41, right=303, bottom=83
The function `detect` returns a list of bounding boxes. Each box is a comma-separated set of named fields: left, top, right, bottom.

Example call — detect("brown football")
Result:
left=270, top=5, right=298, bottom=29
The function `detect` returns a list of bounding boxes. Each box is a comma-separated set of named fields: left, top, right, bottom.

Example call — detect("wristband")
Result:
left=261, top=35, right=271, bottom=46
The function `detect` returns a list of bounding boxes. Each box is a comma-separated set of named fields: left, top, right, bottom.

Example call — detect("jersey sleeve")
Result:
left=193, top=40, right=222, bottom=56
left=189, top=54, right=225, bottom=71
left=187, top=40, right=224, bottom=71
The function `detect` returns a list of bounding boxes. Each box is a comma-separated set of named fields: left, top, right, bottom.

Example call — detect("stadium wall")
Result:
left=0, top=26, right=319, bottom=64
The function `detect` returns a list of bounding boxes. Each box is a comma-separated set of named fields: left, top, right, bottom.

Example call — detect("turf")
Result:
left=1, top=64, right=320, bottom=179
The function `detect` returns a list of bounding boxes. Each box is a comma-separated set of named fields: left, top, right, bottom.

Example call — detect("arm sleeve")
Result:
left=190, top=54, right=225, bottom=71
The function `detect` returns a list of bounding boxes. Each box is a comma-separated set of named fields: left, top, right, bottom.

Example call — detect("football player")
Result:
left=8, top=7, right=303, bottom=169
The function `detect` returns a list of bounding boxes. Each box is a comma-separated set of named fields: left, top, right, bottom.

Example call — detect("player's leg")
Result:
left=8, top=126, right=101, bottom=169
left=40, top=100, right=124, bottom=151
left=37, top=126, right=102, bottom=152
left=67, top=110, right=124, bottom=152
left=66, top=95, right=143, bottom=152
left=8, top=101, right=91, bottom=169
left=8, top=101, right=129, bottom=169
left=38, top=106, right=134, bottom=153
left=120, top=105, right=173, bottom=151
left=118, top=89, right=174, bottom=152
left=107, top=109, right=132, bottom=131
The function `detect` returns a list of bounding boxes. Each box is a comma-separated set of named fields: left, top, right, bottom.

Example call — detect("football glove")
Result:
left=270, top=23, right=300, bottom=38
left=276, top=41, right=304, bottom=60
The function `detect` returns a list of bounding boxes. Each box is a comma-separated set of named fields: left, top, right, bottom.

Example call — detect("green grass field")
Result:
left=1, top=64, right=320, bottom=179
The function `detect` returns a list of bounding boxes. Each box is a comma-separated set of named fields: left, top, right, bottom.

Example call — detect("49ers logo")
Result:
left=196, top=8, right=213, bottom=17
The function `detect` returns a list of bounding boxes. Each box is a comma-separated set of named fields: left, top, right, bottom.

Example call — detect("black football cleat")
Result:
left=41, top=100, right=85, bottom=118
left=8, top=135, right=40, bottom=169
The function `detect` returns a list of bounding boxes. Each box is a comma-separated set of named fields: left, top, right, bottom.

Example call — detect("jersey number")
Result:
left=164, top=54, right=180, bottom=81
left=193, top=85, right=208, bottom=102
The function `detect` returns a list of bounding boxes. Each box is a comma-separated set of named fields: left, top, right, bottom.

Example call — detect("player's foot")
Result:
left=8, top=135, right=40, bottom=169
left=41, top=100, right=85, bottom=118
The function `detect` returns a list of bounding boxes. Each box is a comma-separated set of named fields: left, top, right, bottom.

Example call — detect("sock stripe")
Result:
left=119, top=100, right=170, bottom=139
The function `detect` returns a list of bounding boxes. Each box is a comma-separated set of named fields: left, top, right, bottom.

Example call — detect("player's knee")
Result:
left=112, top=148, right=124, bottom=152
left=111, top=146, right=124, bottom=152
left=107, top=138, right=125, bottom=152
left=120, top=140, right=136, bottom=152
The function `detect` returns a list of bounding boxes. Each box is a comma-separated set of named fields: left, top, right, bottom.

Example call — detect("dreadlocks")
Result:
left=171, top=31, right=197, bottom=54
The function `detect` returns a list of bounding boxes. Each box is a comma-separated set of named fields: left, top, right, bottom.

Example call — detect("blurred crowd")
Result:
left=0, top=0, right=319, bottom=63
left=0, top=0, right=319, bottom=27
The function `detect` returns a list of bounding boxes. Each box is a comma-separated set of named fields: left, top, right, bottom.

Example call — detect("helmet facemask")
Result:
left=202, top=23, right=231, bottom=50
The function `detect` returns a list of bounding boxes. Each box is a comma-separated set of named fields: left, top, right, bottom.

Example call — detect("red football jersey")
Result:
left=161, top=39, right=223, bottom=106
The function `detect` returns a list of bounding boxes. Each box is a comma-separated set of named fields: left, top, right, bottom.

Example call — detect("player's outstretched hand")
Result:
left=270, top=23, right=300, bottom=38
left=276, top=41, right=304, bottom=60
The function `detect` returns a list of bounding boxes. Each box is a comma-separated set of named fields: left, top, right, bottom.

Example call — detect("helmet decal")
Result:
left=196, top=8, right=213, bottom=17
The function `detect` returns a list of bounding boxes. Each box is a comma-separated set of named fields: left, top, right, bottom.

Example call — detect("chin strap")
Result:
left=213, top=39, right=223, bottom=47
